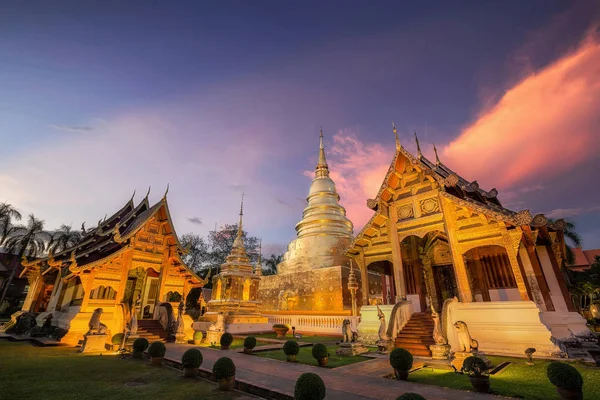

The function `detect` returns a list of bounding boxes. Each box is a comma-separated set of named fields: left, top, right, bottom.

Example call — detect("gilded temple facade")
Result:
left=17, top=193, right=206, bottom=345
left=347, top=128, right=590, bottom=356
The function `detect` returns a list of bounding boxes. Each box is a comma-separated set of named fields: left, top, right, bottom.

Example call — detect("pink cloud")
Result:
left=443, top=33, right=600, bottom=190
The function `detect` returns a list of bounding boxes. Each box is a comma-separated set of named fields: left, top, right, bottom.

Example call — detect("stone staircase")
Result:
left=137, top=320, right=169, bottom=343
left=394, top=312, right=435, bottom=357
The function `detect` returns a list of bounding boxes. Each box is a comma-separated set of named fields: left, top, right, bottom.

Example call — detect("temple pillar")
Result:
left=440, top=197, right=472, bottom=303
left=79, top=270, right=96, bottom=312
left=116, top=251, right=132, bottom=303
left=22, top=275, right=42, bottom=312
left=502, top=232, right=529, bottom=301
left=356, top=255, right=369, bottom=305
left=387, top=204, right=406, bottom=301
left=46, top=272, right=63, bottom=311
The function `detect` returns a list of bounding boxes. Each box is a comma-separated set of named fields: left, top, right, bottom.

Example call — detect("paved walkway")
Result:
left=165, top=343, right=510, bottom=400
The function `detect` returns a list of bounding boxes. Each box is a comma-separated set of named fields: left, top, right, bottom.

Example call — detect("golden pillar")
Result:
left=502, top=231, right=530, bottom=301
left=387, top=204, right=406, bottom=301
left=440, top=196, right=473, bottom=303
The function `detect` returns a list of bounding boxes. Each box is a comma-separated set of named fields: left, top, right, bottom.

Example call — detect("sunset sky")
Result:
left=1, top=1, right=600, bottom=253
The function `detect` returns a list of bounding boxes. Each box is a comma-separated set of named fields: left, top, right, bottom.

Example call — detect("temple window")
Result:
left=89, top=285, right=117, bottom=300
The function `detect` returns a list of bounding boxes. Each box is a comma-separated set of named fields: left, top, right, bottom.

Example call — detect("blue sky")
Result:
left=1, top=1, right=600, bottom=253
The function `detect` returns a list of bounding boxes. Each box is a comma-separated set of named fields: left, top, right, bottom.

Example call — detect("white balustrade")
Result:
left=264, top=314, right=360, bottom=335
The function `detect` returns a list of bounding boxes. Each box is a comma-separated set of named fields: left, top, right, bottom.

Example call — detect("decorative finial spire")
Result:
left=233, top=193, right=245, bottom=249
left=315, top=127, right=329, bottom=178
left=392, top=122, right=400, bottom=150
left=414, top=131, right=422, bottom=158
left=130, top=189, right=136, bottom=202
left=255, top=239, right=263, bottom=276
left=163, top=183, right=169, bottom=199
left=145, top=186, right=151, bottom=200
left=433, top=143, right=440, bottom=164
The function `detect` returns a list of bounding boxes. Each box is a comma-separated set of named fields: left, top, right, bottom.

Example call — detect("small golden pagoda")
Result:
left=204, top=195, right=269, bottom=333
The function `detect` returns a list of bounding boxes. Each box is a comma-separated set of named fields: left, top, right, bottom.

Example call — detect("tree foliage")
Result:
left=263, top=254, right=282, bottom=275
left=48, top=225, right=82, bottom=254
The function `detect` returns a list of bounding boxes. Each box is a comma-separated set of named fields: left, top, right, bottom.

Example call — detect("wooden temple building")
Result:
left=17, top=192, right=207, bottom=345
left=348, top=127, right=590, bottom=356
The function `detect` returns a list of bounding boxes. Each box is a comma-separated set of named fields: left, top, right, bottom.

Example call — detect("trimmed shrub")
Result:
left=311, top=343, right=329, bottom=360
left=220, top=332, right=233, bottom=347
left=193, top=331, right=203, bottom=342
left=213, top=357, right=236, bottom=380
left=461, top=356, right=488, bottom=377
left=547, top=361, right=583, bottom=390
left=111, top=333, right=124, bottom=345
left=244, top=336, right=257, bottom=350
left=283, top=340, right=300, bottom=356
left=390, top=348, right=413, bottom=371
left=396, top=393, right=426, bottom=400
left=182, top=348, right=203, bottom=369
left=148, top=341, right=166, bottom=358
left=133, top=337, right=149, bottom=352
left=294, top=372, right=326, bottom=400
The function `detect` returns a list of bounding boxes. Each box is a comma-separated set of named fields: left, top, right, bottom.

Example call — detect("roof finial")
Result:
left=316, top=127, right=329, bottom=178
left=414, top=131, right=422, bottom=158
left=433, top=143, right=440, bottom=164
left=130, top=189, right=136, bottom=202
left=255, top=239, right=263, bottom=276
left=233, top=193, right=245, bottom=248
left=238, top=192, right=244, bottom=232
left=163, top=183, right=169, bottom=200
left=145, top=186, right=151, bottom=200
left=392, top=122, right=400, bottom=151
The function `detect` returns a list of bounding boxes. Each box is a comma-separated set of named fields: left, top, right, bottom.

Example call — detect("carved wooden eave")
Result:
left=69, top=244, right=129, bottom=274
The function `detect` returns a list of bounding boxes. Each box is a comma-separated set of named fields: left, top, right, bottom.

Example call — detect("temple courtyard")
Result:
left=2, top=336, right=599, bottom=400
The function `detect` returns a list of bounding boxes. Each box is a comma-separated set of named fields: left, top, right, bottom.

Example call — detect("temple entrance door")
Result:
left=432, top=264, right=458, bottom=311
left=123, top=278, right=137, bottom=307
left=366, top=260, right=395, bottom=305
left=143, top=278, right=159, bottom=318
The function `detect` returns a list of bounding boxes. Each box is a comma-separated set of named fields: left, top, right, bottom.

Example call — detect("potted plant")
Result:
left=389, top=348, right=413, bottom=381
left=272, top=323, right=289, bottom=339
left=181, top=348, right=203, bottom=378
left=213, top=356, right=236, bottom=391
left=284, top=340, right=300, bottom=362
left=193, top=331, right=204, bottom=345
left=243, top=336, right=257, bottom=354
left=148, top=341, right=166, bottom=366
left=220, top=332, right=233, bottom=350
left=111, top=333, right=124, bottom=351
left=462, top=356, right=490, bottom=393
left=132, top=338, right=149, bottom=359
left=294, top=372, right=326, bottom=400
left=311, top=343, right=330, bottom=367
left=397, top=394, right=427, bottom=400
left=525, top=348, right=536, bottom=366
left=547, top=361, right=583, bottom=400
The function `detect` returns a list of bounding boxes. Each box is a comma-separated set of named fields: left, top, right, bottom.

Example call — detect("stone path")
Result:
left=165, top=343, right=510, bottom=400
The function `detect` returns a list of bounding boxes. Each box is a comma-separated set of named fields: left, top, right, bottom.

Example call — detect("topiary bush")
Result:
left=461, top=356, right=488, bottom=376
left=148, top=341, right=166, bottom=358
left=220, top=332, right=233, bottom=347
left=396, top=393, right=427, bottom=400
left=244, top=336, right=257, bottom=349
left=390, top=348, right=413, bottom=371
left=182, top=348, right=203, bottom=369
left=283, top=340, right=300, bottom=356
left=193, top=331, right=203, bottom=343
left=111, top=333, right=124, bottom=345
left=294, top=372, right=326, bottom=400
left=311, top=343, right=329, bottom=360
left=213, top=357, right=236, bottom=380
left=547, top=361, right=584, bottom=390
left=133, top=337, right=149, bottom=352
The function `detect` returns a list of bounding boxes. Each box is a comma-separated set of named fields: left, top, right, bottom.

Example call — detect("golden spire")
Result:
left=163, top=183, right=169, bottom=200
left=315, top=127, right=330, bottom=178
left=255, top=239, right=263, bottom=276
left=433, top=143, right=440, bottom=164
left=414, top=131, right=422, bottom=158
left=392, top=122, right=400, bottom=150
left=233, top=193, right=244, bottom=248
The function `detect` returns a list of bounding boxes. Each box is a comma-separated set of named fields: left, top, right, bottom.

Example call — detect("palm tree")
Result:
left=0, top=214, right=51, bottom=306
left=0, top=202, right=22, bottom=245
left=48, top=224, right=82, bottom=254
left=562, top=220, right=582, bottom=266
left=264, top=254, right=283, bottom=275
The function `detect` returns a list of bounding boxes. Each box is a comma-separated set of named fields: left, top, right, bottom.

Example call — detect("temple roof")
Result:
left=20, top=192, right=204, bottom=286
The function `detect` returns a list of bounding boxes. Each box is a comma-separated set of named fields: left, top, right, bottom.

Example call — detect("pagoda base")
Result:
left=225, top=314, right=271, bottom=334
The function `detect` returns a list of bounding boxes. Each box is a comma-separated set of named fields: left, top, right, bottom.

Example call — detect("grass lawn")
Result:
left=255, top=344, right=369, bottom=368
left=0, top=341, right=249, bottom=400
left=248, top=332, right=342, bottom=343
left=409, top=355, right=600, bottom=400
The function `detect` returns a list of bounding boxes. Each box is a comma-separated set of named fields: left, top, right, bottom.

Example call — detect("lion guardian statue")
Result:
left=454, top=321, right=478, bottom=352
left=86, top=308, right=108, bottom=335
left=342, top=319, right=359, bottom=343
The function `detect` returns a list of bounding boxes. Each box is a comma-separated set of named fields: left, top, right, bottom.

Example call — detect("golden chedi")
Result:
left=258, top=129, right=358, bottom=315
